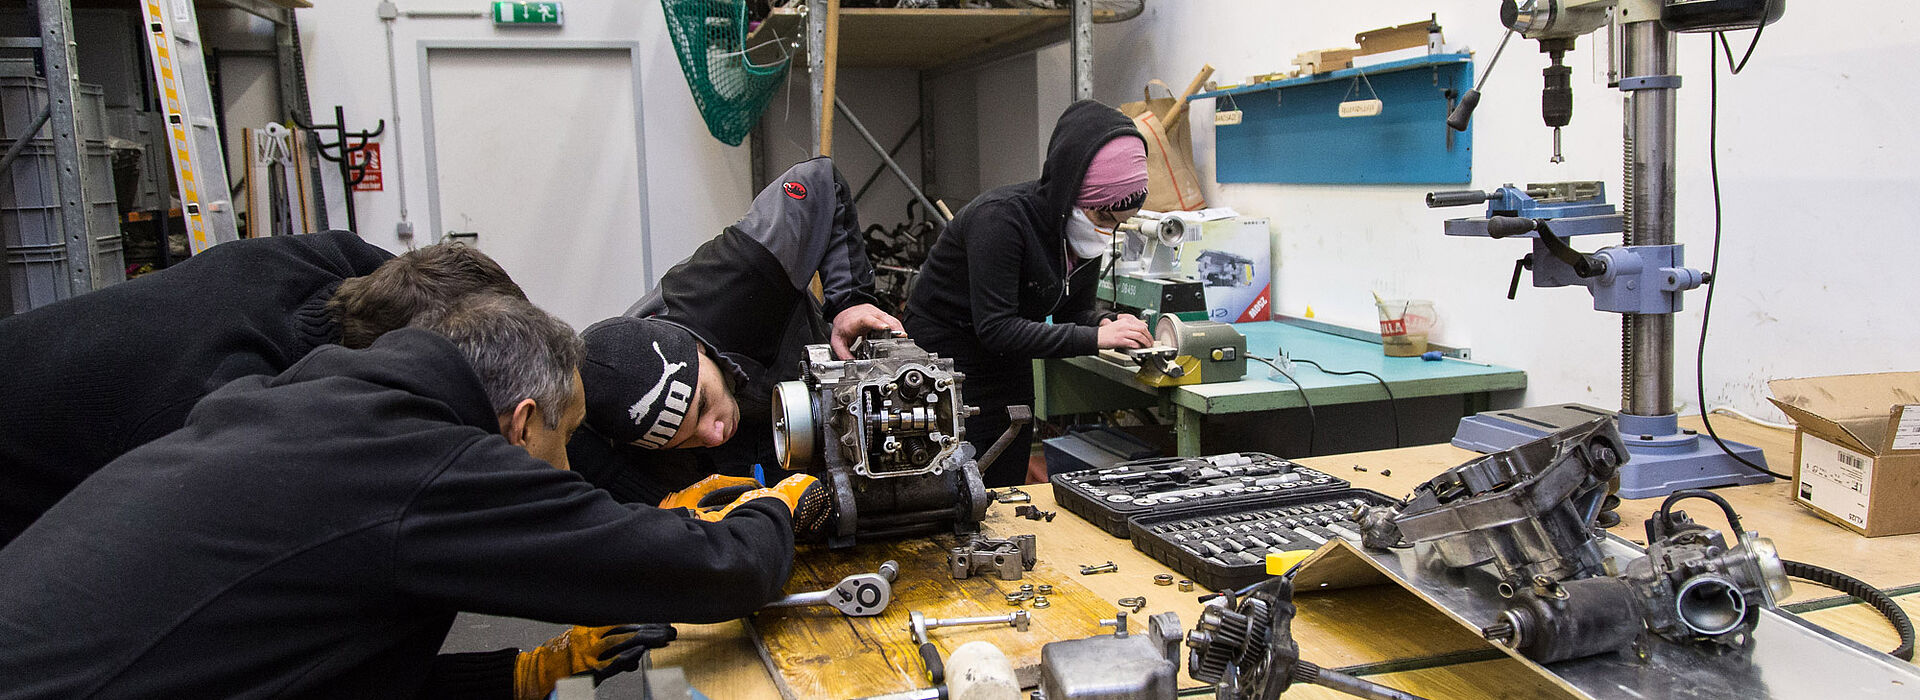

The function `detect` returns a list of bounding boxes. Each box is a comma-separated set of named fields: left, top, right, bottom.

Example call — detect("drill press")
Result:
left=1427, top=0, right=1785, bottom=498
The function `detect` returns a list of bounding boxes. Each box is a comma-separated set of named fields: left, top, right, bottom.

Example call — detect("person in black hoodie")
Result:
left=905, top=100, right=1156, bottom=487
left=0, top=232, right=524, bottom=546
left=568, top=157, right=899, bottom=505
left=0, top=294, right=820, bottom=699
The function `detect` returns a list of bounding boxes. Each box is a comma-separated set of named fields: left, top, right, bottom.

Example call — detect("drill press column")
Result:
left=1621, top=18, right=1678, bottom=418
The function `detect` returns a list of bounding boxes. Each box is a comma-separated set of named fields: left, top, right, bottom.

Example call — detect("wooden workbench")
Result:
left=1035, top=320, right=1528, bottom=456
left=648, top=415, right=1920, bottom=698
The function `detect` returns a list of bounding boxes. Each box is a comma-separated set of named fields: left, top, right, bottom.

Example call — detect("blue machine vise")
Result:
left=1427, top=180, right=1706, bottom=314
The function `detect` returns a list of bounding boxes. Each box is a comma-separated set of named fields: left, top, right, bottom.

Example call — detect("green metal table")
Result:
left=1034, top=320, right=1528, bottom=456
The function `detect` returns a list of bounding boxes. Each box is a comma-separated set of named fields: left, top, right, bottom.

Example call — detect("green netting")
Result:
left=660, top=0, right=792, bottom=147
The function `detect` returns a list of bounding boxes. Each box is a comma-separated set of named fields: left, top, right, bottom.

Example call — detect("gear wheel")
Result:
left=1186, top=597, right=1272, bottom=685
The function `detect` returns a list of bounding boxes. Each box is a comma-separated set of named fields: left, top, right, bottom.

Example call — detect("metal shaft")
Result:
left=925, top=612, right=1021, bottom=629
left=1619, top=20, right=1678, bottom=417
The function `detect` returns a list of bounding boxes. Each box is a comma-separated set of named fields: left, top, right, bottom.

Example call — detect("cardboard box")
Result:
left=1180, top=217, right=1271, bottom=323
left=1767, top=372, right=1920, bottom=537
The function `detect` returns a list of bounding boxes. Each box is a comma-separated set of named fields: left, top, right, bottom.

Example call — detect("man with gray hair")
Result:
left=0, top=294, right=818, bottom=699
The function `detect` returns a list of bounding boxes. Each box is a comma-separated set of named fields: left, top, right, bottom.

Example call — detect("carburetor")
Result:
left=772, top=333, right=988, bottom=548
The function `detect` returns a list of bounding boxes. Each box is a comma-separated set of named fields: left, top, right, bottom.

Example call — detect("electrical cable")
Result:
left=1656, top=490, right=1914, bottom=660
left=1710, top=405, right=1795, bottom=432
left=1698, top=29, right=1793, bottom=480
left=1294, top=359, right=1401, bottom=448
left=1248, top=355, right=1317, bottom=457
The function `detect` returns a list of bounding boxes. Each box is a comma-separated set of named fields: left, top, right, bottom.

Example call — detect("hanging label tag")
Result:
left=1338, top=99, right=1384, bottom=118
left=1214, top=110, right=1244, bottom=125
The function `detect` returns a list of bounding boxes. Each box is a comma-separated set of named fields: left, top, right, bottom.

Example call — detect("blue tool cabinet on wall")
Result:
left=1196, top=53, right=1474, bottom=184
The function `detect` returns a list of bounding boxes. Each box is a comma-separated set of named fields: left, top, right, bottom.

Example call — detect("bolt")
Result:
left=1353, top=465, right=1367, bottom=472
left=1080, top=562, right=1118, bottom=575
left=1154, top=574, right=1175, bottom=586
left=1117, top=596, right=1147, bottom=613
left=1380, top=469, right=1391, bottom=477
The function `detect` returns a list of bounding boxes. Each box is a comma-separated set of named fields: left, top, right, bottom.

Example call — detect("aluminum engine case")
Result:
left=773, top=336, right=988, bottom=548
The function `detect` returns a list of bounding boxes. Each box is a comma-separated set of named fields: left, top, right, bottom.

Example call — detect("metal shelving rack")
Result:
left=745, top=1, right=1095, bottom=213
left=1, top=0, right=316, bottom=313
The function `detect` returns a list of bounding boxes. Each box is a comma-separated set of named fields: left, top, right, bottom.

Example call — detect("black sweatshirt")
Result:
left=0, top=231, right=392, bottom=545
left=0, top=329, right=794, bottom=699
left=904, top=101, right=1141, bottom=406
left=571, top=158, right=882, bottom=504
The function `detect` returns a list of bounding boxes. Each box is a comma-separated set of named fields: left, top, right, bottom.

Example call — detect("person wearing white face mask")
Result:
left=904, top=100, right=1154, bottom=487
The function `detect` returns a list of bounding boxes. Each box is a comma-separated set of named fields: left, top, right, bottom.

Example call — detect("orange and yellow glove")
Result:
left=513, top=624, right=676, bottom=700
left=702, top=474, right=835, bottom=540
left=658, top=474, right=763, bottom=512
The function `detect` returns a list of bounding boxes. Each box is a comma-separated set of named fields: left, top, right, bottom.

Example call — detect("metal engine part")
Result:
left=1187, top=578, right=1427, bottom=700
left=1355, top=419, right=1792, bottom=664
left=773, top=334, right=989, bottom=548
left=1481, top=509, right=1791, bottom=663
left=1357, top=416, right=1622, bottom=592
left=950, top=534, right=1037, bottom=580
left=1032, top=612, right=1184, bottom=700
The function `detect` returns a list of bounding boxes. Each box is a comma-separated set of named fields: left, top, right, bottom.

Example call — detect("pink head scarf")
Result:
left=1076, top=135, right=1148, bottom=210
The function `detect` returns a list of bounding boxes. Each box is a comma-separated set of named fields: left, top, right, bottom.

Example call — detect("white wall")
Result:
left=288, top=1, right=751, bottom=296
left=1087, top=2, right=1920, bottom=420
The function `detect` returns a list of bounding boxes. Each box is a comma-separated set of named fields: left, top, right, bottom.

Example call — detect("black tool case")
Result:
left=1051, top=452, right=1349, bottom=537
left=1125, top=488, right=1399, bottom=592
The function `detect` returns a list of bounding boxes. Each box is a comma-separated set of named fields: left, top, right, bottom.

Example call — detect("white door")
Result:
left=423, top=46, right=650, bottom=331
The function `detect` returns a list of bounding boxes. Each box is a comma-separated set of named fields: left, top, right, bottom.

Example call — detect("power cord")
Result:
left=1247, top=355, right=1317, bottom=456
left=1294, top=359, right=1402, bottom=448
left=1697, top=26, right=1793, bottom=481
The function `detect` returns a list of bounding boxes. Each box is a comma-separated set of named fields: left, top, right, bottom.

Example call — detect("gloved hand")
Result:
left=513, top=624, right=677, bottom=700
left=658, top=474, right=762, bottom=511
left=706, top=473, right=836, bottom=540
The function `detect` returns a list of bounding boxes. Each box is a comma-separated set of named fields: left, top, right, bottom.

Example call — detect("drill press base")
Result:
left=1452, top=404, right=1772, bottom=499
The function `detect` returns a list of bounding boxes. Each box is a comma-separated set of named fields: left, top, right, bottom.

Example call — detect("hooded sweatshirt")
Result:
left=904, top=100, right=1144, bottom=406
left=0, top=230, right=393, bottom=545
left=0, top=329, right=793, bottom=699
left=570, top=158, right=880, bottom=504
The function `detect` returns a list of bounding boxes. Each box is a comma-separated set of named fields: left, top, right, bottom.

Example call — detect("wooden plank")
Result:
left=746, top=7, right=1070, bottom=72
left=751, top=520, right=1117, bottom=699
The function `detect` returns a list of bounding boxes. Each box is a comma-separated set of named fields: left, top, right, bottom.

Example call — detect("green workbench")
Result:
left=1034, top=319, right=1528, bottom=456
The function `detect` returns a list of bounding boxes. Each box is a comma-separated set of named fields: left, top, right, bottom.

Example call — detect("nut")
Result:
left=1032, top=596, right=1050, bottom=608
left=1153, top=574, right=1174, bottom=586
left=1019, top=583, right=1034, bottom=593
left=1178, top=579, right=1194, bottom=592
left=1037, top=584, right=1053, bottom=595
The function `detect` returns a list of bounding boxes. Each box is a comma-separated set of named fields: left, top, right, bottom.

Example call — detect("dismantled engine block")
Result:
left=773, top=333, right=988, bottom=548
left=1357, top=418, right=1791, bottom=663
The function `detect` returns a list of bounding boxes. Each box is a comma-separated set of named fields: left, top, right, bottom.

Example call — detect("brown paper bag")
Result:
left=1120, top=80, right=1207, bottom=212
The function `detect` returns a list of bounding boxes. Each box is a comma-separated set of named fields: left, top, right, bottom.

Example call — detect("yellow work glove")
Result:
left=705, top=473, right=835, bottom=541
left=658, top=474, right=762, bottom=511
left=513, top=624, right=676, bottom=700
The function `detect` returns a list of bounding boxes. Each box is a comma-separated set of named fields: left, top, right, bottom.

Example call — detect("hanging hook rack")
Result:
left=295, top=105, right=386, bottom=232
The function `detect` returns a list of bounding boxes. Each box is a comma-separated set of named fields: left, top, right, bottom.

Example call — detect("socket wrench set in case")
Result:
left=1126, top=489, right=1398, bottom=591
left=1051, top=451, right=1392, bottom=591
left=1051, top=452, right=1348, bottom=537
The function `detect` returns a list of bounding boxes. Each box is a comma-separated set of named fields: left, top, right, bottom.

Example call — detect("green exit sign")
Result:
left=493, top=2, right=563, bottom=26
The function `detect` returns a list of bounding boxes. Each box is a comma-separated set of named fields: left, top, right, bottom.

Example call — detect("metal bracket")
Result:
left=950, top=534, right=1037, bottom=580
